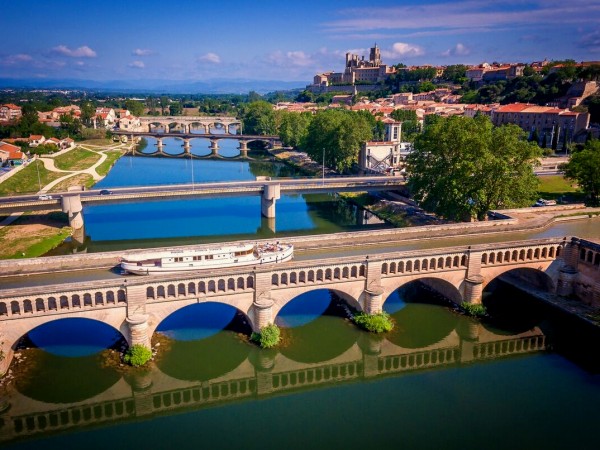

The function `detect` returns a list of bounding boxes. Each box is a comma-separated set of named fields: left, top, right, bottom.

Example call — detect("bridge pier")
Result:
left=239, top=140, right=249, bottom=158
left=252, top=297, right=274, bottom=331
left=464, top=275, right=483, bottom=304
left=261, top=184, right=280, bottom=218
left=61, top=194, right=84, bottom=231
left=126, top=315, right=151, bottom=349
left=364, top=286, right=384, bottom=314
left=182, top=139, right=191, bottom=154
left=0, top=339, right=13, bottom=376
left=156, top=137, right=164, bottom=152
left=463, top=248, right=483, bottom=304
left=209, top=138, right=219, bottom=155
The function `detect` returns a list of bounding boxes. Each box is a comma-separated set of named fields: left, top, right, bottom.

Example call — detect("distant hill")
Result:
left=0, top=78, right=307, bottom=94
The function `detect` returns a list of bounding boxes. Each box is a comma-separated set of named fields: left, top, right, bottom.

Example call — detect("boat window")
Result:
left=174, top=257, right=184, bottom=262
left=206, top=255, right=213, bottom=260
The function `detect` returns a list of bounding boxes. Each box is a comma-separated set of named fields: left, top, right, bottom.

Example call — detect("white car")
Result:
left=38, top=195, right=53, bottom=201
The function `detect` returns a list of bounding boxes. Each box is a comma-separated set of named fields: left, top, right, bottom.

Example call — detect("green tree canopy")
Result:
left=241, top=101, right=276, bottom=135
left=125, top=99, right=145, bottom=116
left=276, top=110, right=313, bottom=148
left=406, top=115, right=541, bottom=220
left=302, top=109, right=373, bottom=172
left=562, top=140, right=600, bottom=206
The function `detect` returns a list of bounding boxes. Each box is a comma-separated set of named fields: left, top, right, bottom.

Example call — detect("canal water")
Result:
left=2, top=281, right=599, bottom=449
left=51, top=137, right=389, bottom=254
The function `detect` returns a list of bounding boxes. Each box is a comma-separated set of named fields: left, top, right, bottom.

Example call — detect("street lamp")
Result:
left=322, top=147, right=325, bottom=185
left=35, top=158, right=42, bottom=192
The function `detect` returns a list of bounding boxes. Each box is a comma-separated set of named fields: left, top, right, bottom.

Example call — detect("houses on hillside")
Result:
left=0, top=104, right=22, bottom=122
left=0, top=141, right=26, bottom=166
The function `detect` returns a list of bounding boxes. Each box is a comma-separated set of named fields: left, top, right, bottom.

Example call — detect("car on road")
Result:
left=534, top=198, right=557, bottom=207
left=38, top=195, right=53, bottom=200
left=99, top=190, right=113, bottom=195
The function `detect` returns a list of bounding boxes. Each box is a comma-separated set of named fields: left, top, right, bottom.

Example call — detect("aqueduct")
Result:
left=2, top=236, right=598, bottom=375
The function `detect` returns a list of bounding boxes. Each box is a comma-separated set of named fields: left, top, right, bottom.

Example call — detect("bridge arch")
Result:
left=381, top=274, right=464, bottom=306
left=0, top=309, right=129, bottom=374
left=270, top=283, right=364, bottom=319
left=481, top=264, right=557, bottom=293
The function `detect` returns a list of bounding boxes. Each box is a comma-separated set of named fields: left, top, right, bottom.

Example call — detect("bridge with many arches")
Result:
left=2, top=236, right=598, bottom=375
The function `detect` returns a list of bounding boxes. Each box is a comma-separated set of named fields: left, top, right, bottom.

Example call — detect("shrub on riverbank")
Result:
left=251, top=324, right=281, bottom=348
left=354, top=312, right=394, bottom=333
left=123, top=344, right=152, bottom=367
left=460, top=302, right=487, bottom=318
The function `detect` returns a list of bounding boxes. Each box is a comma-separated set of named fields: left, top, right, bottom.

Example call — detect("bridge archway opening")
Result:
left=383, top=279, right=459, bottom=349
left=188, top=137, right=212, bottom=157
left=276, top=289, right=361, bottom=364
left=482, top=268, right=551, bottom=334
left=228, top=123, right=241, bottom=135
left=209, top=123, right=225, bottom=134
left=154, top=302, right=252, bottom=382
left=148, top=122, right=167, bottom=134
left=14, top=318, right=124, bottom=403
left=161, top=137, right=186, bottom=156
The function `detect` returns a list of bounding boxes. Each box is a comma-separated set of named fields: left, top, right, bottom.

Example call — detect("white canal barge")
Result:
left=120, top=242, right=294, bottom=275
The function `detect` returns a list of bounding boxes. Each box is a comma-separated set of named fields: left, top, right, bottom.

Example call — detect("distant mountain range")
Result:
left=0, top=78, right=309, bottom=94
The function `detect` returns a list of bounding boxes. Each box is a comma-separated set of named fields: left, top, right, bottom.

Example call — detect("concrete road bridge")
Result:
left=0, top=323, right=546, bottom=443
left=113, top=131, right=281, bottom=158
left=1, top=236, right=598, bottom=375
left=0, top=176, right=405, bottom=234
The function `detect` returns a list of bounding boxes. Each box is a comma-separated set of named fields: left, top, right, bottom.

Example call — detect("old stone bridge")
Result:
left=136, top=116, right=242, bottom=134
left=113, top=131, right=281, bottom=159
left=1, top=236, right=598, bottom=375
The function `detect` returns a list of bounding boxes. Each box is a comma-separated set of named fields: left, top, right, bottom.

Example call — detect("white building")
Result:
left=359, top=119, right=412, bottom=174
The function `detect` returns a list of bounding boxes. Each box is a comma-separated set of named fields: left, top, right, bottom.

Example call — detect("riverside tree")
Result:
left=406, top=115, right=541, bottom=221
left=240, top=101, right=276, bottom=135
left=276, top=110, right=312, bottom=148
left=302, top=109, right=373, bottom=172
left=562, top=139, right=600, bottom=206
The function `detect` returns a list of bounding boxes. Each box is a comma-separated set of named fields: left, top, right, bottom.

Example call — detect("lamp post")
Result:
left=35, top=158, right=42, bottom=192
left=322, top=147, right=325, bottom=185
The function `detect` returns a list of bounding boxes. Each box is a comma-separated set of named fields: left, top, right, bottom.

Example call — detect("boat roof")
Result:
left=122, top=242, right=255, bottom=262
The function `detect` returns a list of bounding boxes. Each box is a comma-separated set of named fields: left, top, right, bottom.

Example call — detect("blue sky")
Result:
left=1, top=0, right=599, bottom=82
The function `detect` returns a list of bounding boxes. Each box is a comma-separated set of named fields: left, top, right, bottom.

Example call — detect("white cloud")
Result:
left=324, top=1, right=600, bottom=34
left=382, top=42, right=425, bottom=58
left=0, top=53, right=33, bottom=65
left=52, top=45, right=97, bottom=58
left=442, top=43, right=471, bottom=57
left=198, top=52, right=221, bottom=64
left=579, top=30, right=600, bottom=52
left=128, top=60, right=145, bottom=69
left=132, top=48, right=153, bottom=56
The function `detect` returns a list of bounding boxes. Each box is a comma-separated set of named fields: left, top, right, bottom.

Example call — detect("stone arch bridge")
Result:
left=137, top=116, right=242, bottom=134
left=1, top=236, right=598, bottom=375
left=113, top=131, right=281, bottom=159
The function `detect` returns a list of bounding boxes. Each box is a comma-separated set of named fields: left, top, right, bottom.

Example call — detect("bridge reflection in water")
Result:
left=0, top=320, right=547, bottom=445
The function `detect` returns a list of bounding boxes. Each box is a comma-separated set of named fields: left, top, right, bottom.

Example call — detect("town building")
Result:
left=491, top=103, right=590, bottom=142
left=0, top=104, right=22, bottom=121
left=359, top=119, right=411, bottom=174
left=0, top=141, right=27, bottom=166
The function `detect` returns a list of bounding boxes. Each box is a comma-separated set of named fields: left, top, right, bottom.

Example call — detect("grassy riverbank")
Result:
left=0, top=212, right=72, bottom=259
left=96, top=149, right=125, bottom=176
left=537, top=175, right=584, bottom=202
left=0, top=160, right=64, bottom=196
